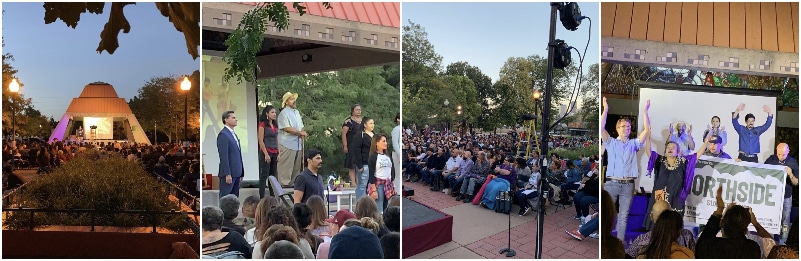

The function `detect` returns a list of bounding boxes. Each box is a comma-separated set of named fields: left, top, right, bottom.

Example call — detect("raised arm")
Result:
left=687, top=124, right=696, bottom=151
left=601, top=97, right=610, bottom=142
left=696, top=133, right=710, bottom=159
left=757, top=105, right=774, bottom=134
left=636, top=99, right=651, bottom=144
left=750, top=207, right=773, bottom=239
left=733, top=103, right=745, bottom=119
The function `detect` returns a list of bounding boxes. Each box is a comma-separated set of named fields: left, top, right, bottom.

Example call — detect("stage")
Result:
left=402, top=197, right=453, bottom=258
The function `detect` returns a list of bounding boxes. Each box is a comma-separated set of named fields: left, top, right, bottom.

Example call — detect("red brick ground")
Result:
left=404, top=180, right=598, bottom=259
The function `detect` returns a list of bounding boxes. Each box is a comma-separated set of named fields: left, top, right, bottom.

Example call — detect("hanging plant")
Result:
left=223, top=2, right=331, bottom=84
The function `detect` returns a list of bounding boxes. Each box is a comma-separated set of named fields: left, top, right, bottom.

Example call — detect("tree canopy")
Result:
left=3, top=43, right=51, bottom=139
left=42, top=2, right=199, bottom=59
left=223, top=2, right=331, bottom=84
left=402, top=20, right=599, bottom=135
left=128, top=71, right=200, bottom=143
left=257, top=64, right=399, bottom=178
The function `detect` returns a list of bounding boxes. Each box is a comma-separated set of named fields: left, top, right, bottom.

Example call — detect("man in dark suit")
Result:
left=218, top=111, right=243, bottom=198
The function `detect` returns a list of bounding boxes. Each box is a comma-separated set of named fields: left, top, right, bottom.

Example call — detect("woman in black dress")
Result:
left=342, top=105, right=363, bottom=188
left=258, top=105, right=279, bottom=198
left=643, top=132, right=708, bottom=230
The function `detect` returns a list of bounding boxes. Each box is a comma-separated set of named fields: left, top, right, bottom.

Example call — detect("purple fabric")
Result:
left=680, top=153, right=698, bottom=204
left=647, top=151, right=698, bottom=204
left=646, top=151, right=658, bottom=178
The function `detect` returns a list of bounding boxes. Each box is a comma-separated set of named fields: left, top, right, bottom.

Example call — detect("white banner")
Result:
left=685, top=156, right=786, bottom=235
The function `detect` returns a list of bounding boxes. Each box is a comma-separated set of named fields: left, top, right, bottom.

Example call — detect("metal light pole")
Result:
left=8, top=79, right=20, bottom=143
left=181, top=76, right=191, bottom=142
left=535, top=3, right=560, bottom=259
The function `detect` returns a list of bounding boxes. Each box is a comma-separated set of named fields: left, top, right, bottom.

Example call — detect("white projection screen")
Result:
left=84, top=117, right=113, bottom=140
left=636, top=82, right=778, bottom=192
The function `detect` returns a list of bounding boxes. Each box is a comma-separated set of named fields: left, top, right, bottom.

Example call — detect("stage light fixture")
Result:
left=559, top=2, right=582, bottom=31
left=552, top=39, right=572, bottom=70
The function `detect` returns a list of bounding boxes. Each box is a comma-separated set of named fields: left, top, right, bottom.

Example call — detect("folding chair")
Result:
left=269, top=176, right=294, bottom=207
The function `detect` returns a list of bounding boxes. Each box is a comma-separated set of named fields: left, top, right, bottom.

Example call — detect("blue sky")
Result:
left=3, top=2, right=199, bottom=119
left=403, top=2, right=600, bottom=82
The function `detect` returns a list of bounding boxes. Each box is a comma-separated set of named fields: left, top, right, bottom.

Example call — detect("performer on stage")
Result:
left=643, top=128, right=708, bottom=230
left=731, top=103, right=773, bottom=163
left=601, top=97, right=650, bottom=242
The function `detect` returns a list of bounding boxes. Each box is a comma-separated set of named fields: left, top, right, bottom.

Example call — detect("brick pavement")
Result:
left=404, top=180, right=598, bottom=259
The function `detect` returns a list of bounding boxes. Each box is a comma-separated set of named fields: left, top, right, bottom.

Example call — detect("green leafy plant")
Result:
left=223, top=2, right=331, bottom=84
left=5, top=152, right=189, bottom=233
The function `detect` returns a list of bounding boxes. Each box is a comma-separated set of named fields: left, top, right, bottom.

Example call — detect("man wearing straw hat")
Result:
left=277, top=92, right=307, bottom=187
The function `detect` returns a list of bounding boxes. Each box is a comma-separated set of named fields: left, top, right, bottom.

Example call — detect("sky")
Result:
left=3, top=2, right=199, bottom=119
left=403, top=2, right=600, bottom=83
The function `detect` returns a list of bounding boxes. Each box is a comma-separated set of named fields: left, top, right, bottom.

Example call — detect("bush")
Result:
left=5, top=152, right=190, bottom=233
left=551, top=144, right=600, bottom=161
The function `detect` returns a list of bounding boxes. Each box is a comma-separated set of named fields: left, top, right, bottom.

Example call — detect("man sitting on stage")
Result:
left=731, top=103, right=773, bottom=163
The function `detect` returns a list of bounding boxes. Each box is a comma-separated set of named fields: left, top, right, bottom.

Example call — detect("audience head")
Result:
left=292, top=203, right=313, bottom=231
left=331, top=209, right=357, bottom=231
left=355, top=195, right=383, bottom=226
left=358, top=216, right=381, bottom=235
left=643, top=210, right=684, bottom=259
left=383, top=206, right=400, bottom=233
left=201, top=206, right=224, bottom=232
left=381, top=232, right=401, bottom=259
left=254, top=196, right=280, bottom=241
left=267, top=206, right=301, bottom=234
left=264, top=240, right=304, bottom=259
left=767, top=245, right=799, bottom=259
left=721, top=205, right=751, bottom=238
left=387, top=195, right=401, bottom=208
left=328, top=226, right=383, bottom=259
left=242, top=195, right=260, bottom=218
left=218, top=194, right=240, bottom=220
left=650, top=200, right=670, bottom=222
left=306, top=195, right=329, bottom=229
left=259, top=224, right=301, bottom=258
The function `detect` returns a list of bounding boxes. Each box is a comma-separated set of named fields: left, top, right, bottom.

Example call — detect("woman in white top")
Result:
left=368, top=134, right=396, bottom=213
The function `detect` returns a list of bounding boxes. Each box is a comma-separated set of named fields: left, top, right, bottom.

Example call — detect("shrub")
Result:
left=5, top=152, right=190, bottom=233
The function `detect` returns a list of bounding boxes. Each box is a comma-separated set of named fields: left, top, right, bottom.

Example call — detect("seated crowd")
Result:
left=401, top=128, right=601, bottom=240
left=2, top=138, right=200, bottom=199
left=201, top=194, right=401, bottom=259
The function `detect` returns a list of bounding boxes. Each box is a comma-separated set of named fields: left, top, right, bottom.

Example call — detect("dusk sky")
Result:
left=403, top=2, right=600, bottom=82
left=3, top=2, right=199, bottom=119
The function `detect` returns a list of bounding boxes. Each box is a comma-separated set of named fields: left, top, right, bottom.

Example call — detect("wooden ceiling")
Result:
left=602, top=2, right=799, bottom=53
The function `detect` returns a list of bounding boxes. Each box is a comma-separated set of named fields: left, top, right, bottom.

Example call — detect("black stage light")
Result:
left=552, top=39, right=571, bottom=70
left=559, top=2, right=582, bottom=31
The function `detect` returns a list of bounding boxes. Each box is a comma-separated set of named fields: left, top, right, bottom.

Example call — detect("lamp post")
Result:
left=180, top=76, right=191, bottom=142
left=532, top=89, right=542, bottom=127
left=457, top=105, right=463, bottom=135
left=9, top=79, right=20, bottom=143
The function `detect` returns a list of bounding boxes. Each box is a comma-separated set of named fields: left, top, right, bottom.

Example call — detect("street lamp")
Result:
left=532, top=89, right=542, bottom=124
left=457, top=105, right=463, bottom=135
left=9, top=79, right=20, bottom=142
left=180, top=76, right=191, bottom=142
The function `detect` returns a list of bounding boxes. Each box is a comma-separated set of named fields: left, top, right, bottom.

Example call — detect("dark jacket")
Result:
left=368, top=152, right=395, bottom=184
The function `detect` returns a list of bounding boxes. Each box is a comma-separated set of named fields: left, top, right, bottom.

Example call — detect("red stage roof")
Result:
left=237, top=2, right=400, bottom=28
